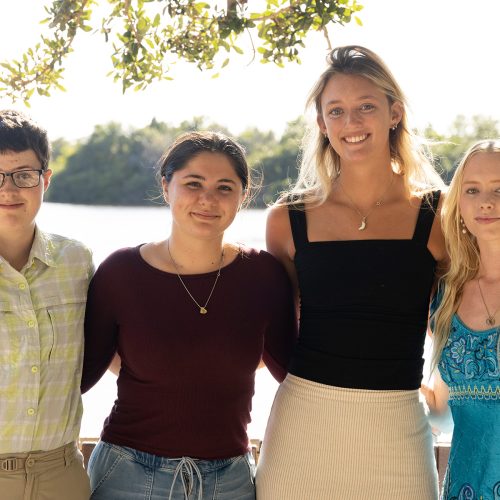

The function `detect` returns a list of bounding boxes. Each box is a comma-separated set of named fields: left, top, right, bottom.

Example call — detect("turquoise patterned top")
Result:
left=438, top=315, right=500, bottom=500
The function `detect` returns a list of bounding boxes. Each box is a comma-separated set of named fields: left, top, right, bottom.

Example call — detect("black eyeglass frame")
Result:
left=0, top=169, right=45, bottom=189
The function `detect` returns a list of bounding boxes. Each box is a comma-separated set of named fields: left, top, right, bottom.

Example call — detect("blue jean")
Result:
left=87, top=441, right=256, bottom=500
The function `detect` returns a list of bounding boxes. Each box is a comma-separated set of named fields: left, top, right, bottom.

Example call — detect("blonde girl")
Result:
left=423, top=139, right=500, bottom=500
left=256, top=45, right=447, bottom=499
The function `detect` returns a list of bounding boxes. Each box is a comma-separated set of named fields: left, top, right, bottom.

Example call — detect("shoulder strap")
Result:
left=288, top=203, right=308, bottom=250
left=412, top=190, right=441, bottom=244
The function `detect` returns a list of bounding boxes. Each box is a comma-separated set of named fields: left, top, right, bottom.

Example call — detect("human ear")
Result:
left=161, top=177, right=169, bottom=204
left=317, top=114, right=327, bottom=135
left=390, top=101, right=403, bottom=128
left=43, top=169, right=52, bottom=193
left=238, top=190, right=248, bottom=211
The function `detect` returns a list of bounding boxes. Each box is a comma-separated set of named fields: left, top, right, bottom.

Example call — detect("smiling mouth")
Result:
left=343, top=134, right=368, bottom=144
left=475, top=217, right=499, bottom=223
left=0, top=202, right=23, bottom=209
left=192, top=212, right=219, bottom=219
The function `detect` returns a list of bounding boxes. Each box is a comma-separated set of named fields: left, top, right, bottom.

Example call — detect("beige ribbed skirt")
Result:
left=256, top=374, right=438, bottom=500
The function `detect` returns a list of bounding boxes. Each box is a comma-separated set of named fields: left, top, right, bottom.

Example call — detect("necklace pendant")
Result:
left=200, top=307, right=208, bottom=315
left=486, top=316, right=495, bottom=326
left=358, top=218, right=367, bottom=231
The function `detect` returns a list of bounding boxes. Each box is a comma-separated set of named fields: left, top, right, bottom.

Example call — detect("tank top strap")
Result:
left=288, top=203, right=308, bottom=250
left=412, top=190, right=441, bottom=244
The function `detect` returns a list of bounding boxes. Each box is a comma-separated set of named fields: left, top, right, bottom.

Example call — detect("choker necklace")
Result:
left=338, top=172, right=394, bottom=231
left=477, top=278, right=500, bottom=327
left=167, top=240, right=224, bottom=315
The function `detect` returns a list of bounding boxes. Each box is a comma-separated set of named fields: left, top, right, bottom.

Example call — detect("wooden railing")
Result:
left=78, top=438, right=451, bottom=488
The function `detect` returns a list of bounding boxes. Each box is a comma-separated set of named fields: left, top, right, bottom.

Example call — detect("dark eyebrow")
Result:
left=181, top=174, right=237, bottom=184
left=0, top=165, right=39, bottom=172
left=181, top=174, right=205, bottom=180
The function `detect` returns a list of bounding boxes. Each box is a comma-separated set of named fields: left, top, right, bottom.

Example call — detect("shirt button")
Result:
left=18, top=283, right=26, bottom=290
left=31, top=366, right=38, bottom=373
left=27, top=408, right=35, bottom=416
left=27, top=320, right=35, bottom=328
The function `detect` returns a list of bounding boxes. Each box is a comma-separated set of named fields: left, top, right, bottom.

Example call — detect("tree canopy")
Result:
left=45, top=116, right=303, bottom=206
left=45, top=114, right=499, bottom=208
left=0, top=0, right=363, bottom=103
left=425, top=114, right=500, bottom=182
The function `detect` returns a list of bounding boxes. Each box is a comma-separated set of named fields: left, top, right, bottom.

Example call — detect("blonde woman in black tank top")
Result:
left=256, top=46, right=448, bottom=499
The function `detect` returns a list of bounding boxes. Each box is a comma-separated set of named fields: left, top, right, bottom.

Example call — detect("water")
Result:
left=36, top=202, right=449, bottom=443
left=37, top=202, right=278, bottom=440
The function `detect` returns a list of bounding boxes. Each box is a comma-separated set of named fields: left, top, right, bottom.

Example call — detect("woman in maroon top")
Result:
left=81, top=131, right=297, bottom=500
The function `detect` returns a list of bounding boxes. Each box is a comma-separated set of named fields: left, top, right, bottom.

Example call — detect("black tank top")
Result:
left=288, top=191, right=440, bottom=390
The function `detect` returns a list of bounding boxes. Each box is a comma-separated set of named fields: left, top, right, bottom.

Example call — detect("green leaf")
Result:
left=137, top=17, right=149, bottom=34
left=0, top=0, right=365, bottom=102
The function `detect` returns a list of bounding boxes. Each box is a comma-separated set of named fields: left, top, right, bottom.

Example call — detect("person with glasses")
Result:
left=0, top=109, right=94, bottom=500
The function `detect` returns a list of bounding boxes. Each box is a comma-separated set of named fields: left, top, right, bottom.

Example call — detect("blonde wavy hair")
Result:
left=431, top=139, right=500, bottom=371
left=281, top=45, right=444, bottom=206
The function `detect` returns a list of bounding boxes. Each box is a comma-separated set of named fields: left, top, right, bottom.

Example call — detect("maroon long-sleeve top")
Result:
left=81, top=245, right=297, bottom=459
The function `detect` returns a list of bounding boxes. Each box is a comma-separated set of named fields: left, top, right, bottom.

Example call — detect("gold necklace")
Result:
left=167, top=240, right=224, bottom=315
left=338, top=172, right=394, bottom=231
left=476, top=278, right=500, bottom=327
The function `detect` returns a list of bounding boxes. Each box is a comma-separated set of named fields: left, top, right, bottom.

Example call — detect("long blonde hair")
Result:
left=431, top=139, right=500, bottom=370
left=282, top=45, right=444, bottom=205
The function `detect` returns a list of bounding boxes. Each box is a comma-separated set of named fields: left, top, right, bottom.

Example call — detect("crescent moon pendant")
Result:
left=358, top=219, right=367, bottom=231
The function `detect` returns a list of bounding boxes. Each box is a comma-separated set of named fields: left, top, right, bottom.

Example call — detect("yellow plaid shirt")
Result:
left=0, top=228, right=93, bottom=453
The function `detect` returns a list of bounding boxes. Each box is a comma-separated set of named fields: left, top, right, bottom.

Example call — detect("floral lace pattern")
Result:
left=438, top=316, right=499, bottom=500
left=439, top=319, right=499, bottom=397
left=445, top=480, right=500, bottom=499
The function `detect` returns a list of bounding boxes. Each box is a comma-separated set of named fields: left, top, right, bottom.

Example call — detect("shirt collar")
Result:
left=28, top=227, right=57, bottom=268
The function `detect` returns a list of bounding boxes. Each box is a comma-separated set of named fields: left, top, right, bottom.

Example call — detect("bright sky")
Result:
left=1, top=0, right=499, bottom=141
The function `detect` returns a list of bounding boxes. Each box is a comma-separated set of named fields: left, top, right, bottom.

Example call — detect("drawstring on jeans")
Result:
left=169, top=457, right=203, bottom=500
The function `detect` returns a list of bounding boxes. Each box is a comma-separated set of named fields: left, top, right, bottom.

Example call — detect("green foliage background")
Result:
left=46, top=114, right=500, bottom=207
left=0, top=0, right=363, bottom=102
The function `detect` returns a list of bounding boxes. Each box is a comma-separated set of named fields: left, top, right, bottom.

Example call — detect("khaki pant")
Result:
left=0, top=441, right=90, bottom=500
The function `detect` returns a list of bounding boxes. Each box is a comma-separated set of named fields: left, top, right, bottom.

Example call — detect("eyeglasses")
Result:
left=0, top=169, right=44, bottom=188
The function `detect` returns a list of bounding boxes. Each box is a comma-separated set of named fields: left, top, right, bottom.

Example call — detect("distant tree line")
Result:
left=46, top=114, right=500, bottom=208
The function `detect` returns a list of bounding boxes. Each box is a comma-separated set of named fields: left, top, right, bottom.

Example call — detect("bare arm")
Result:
left=108, top=353, right=121, bottom=376
left=428, top=191, right=449, bottom=279
left=421, top=370, right=453, bottom=433
left=266, top=205, right=299, bottom=309
left=421, top=369, right=449, bottom=414
left=260, top=204, right=300, bottom=378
